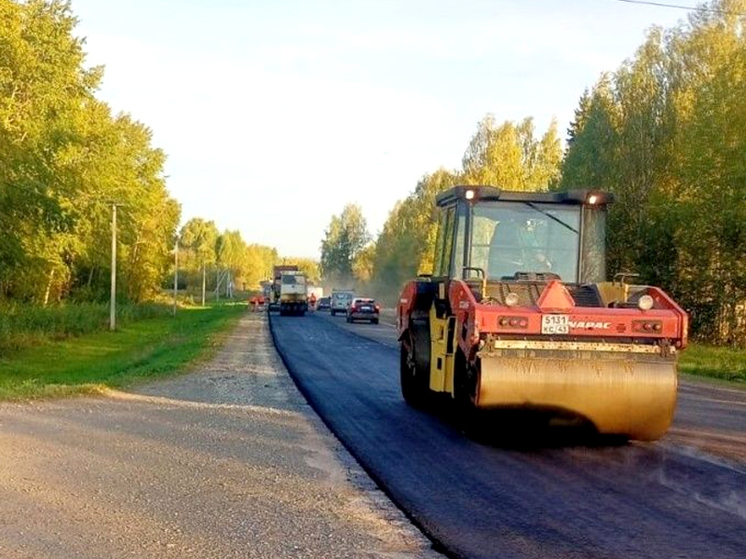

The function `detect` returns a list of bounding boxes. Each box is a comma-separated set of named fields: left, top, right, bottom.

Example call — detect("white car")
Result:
left=330, top=290, right=354, bottom=316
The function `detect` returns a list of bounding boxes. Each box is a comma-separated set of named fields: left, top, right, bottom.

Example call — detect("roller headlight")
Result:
left=505, top=292, right=519, bottom=307
left=638, top=294, right=654, bottom=311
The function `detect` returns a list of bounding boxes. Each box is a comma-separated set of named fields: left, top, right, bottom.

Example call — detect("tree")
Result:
left=365, top=113, right=562, bottom=303
left=180, top=218, right=219, bottom=305
left=567, top=89, right=591, bottom=145
left=292, top=258, right=321, bottom=285
left=244, top=244, right=278, bottom=291
left=0, top=0, right=97, bottom=298
left=462, top=116, right=524, bottom=188
left=352, top=244, right=376, bottom=284
left=370, top=168, right=458, bottom=299
left=216, top=230, right=247, bottom=294
left=0, top=0, right=181, bottom=304
left=558, top=0, right=746, bottom=344
left=461, top=115, right=562, bottom=190
left=320, top=204, right=370, bottom=283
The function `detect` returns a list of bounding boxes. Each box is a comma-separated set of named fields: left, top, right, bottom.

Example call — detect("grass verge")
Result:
left=0, top=304, right=245, bottom=400
left=680, top=343, right=746, bottom=384
left=0, top=301, right=172, bottom=355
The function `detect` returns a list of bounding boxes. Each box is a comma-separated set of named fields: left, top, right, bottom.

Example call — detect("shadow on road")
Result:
left=420, top=395, right=628, bottom=450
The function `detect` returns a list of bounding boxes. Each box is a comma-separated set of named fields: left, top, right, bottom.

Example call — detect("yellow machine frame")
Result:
left=428, top=306, right=457, bottom=395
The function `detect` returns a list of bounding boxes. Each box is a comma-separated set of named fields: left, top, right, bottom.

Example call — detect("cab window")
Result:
left=452, top=203, right=467, bottom=279
left=434, top=206, right=455, bottom=277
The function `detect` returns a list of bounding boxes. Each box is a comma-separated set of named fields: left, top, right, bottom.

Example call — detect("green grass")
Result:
left=680, top=343, right=746, bottom=384
left=0, top=304, right=245, bottom=400
left=0, top=301, right=172, bottom=355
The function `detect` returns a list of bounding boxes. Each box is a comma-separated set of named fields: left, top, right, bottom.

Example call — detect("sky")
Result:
left=69, top=0, right=692, bottom=259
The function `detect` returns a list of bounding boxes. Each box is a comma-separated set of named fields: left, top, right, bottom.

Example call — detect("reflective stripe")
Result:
left=490, top=339, right=669, bottom=354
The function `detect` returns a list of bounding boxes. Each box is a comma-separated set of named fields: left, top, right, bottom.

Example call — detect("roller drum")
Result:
left=476, top=344, right=678, bottom=441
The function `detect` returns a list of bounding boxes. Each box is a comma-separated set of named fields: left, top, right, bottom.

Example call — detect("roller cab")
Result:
left=397, top=186, right=688, bottom=441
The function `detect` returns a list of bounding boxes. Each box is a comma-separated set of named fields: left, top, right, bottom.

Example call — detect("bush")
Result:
left=0, top=301, right=172, bottom=356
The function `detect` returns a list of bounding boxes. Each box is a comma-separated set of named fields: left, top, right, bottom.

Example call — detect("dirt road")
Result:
left=0, top=313, right=441, bottom=559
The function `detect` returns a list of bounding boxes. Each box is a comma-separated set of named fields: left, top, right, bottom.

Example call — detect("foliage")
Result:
left=290, top=257, right=321, bottom=284
left=0, top=0, right=288, bottom=318
left=462, top=115, right=562, bottom=190
left=0, top=0, right=180, bottom=304
left=559, top=0, right=746, bottom=345
left=352, top=243, right=376, bottom=284
left=243, top=244, right=279, bottom=289
left=177, top=220, right=282, bottom=294
left=320, top=204, right=370, bottom=283
left=369, top=169, right=458, bottom=300
left=366, top=115, right=562, bottom=303
left=180, top=218, right=219, bottom=270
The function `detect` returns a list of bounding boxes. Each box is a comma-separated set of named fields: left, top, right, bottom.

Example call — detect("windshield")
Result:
left=469, top=201, right=581, bottom=281
left=282, top=274, right=305, bottom=285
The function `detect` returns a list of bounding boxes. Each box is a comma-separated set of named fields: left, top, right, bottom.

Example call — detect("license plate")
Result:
left=361, top=306, right=371, bottom=311
left=541, top=314, right=569, bottom=334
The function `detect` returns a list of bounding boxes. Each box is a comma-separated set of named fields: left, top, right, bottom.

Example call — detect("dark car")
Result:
left=316, top=296, right=331, bottom=311
left=346, top=298, right=380, bottom=324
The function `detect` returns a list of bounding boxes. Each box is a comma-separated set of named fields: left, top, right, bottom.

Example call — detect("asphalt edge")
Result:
left=265, top=310, right=453, bottom=559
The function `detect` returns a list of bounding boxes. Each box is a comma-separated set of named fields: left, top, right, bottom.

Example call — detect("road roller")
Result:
left=397, top=185, right=688, bottom=441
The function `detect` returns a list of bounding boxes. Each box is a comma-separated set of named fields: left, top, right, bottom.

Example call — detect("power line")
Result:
left=613, top=0, right=746, bottom=16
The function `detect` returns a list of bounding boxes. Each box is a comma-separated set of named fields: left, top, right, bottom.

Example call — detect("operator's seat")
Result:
left=487, top=221, right=523, bottom=279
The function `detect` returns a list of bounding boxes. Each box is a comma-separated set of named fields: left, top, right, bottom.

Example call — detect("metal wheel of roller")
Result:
left=400, top=337, right=429, bottom=408
left=471, top=349, right=679, bottom=441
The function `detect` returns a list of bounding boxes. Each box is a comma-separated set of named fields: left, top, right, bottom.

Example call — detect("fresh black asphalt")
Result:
left=270, top=312, right=746, bottom=559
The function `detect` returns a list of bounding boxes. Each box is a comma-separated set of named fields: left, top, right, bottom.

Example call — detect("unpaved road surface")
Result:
left=0, top=313, right=442, bottom=559
left=272, top=311, right=746, bottom=559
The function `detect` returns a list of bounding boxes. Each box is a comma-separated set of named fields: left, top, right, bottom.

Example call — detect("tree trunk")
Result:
left=202, top=265, right=206, bottom=306
left=43, top=269, right=55, bottom=307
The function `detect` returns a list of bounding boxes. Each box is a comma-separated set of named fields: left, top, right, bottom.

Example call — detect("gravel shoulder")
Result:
left=0, top=312, right=442, bottom=559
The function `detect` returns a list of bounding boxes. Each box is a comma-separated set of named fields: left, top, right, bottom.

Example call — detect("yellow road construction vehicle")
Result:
left=397, top=186, right=688, bottom=441
left=279, top=271, right=308, bottom=316
left=269, top=265, right=298, bottom=312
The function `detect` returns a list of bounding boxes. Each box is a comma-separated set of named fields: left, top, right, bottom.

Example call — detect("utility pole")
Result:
left=109, top=203, right=119, bottom=331
left=173, top=239, right=179, bottom=316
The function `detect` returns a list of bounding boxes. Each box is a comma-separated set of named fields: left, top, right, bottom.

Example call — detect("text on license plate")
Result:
left=541, top=314, right=569, bottom=334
